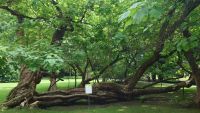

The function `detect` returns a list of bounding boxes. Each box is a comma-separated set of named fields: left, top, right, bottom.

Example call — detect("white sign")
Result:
left=85, top=84, right=92, bottom=94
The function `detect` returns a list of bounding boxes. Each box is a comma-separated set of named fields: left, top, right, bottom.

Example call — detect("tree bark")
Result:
left=3, top=66, right=42, bottom=108
left=48, top=73, right=58, bottom=91
left=75, top=63, right=88, bottom=87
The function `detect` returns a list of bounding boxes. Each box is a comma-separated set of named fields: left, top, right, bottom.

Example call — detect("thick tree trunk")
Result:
left=3, top=66, right=42, bottom=108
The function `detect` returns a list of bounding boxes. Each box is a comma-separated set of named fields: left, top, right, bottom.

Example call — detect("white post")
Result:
left=85, top=84, right=92, bottom=110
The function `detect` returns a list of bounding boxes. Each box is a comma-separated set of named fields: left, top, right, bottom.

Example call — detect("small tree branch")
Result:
left=50, top=0, right=63, bottom=18
left=177, top=53, right=192, bottom=74
left=84, top=53, right=124, bottom=83
left=0, top=6, right=46, bottom=22
left=142, top=77, right=183, bottom=89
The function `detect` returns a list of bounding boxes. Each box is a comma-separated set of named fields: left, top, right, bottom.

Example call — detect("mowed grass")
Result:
left=0, top=79, right=200, bottom=113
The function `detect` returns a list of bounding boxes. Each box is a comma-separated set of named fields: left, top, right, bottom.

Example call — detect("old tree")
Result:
left=0, top=0, right=200, bottom=108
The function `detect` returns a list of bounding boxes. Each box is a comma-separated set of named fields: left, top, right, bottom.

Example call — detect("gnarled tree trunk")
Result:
left=3, top=66, right=42, bottom=108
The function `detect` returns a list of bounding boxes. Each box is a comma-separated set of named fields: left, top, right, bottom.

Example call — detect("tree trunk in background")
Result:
left=152, top=74, right=156, bottom=82
left=74, top=70, right=77, bottom=88
left=158, top=75, right=163, bottom=82
left=79, top=73, right=90, bottom=87
left=48, top=73, right=58, bottom=91
left=3, top=66, right=42, bottom=108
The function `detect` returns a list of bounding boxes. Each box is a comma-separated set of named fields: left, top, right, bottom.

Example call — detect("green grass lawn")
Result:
left=0, top=79, right=200, bottom=113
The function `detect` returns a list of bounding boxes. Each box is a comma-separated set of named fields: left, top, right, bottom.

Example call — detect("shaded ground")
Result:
left=1, top=101, right=200, bottom=113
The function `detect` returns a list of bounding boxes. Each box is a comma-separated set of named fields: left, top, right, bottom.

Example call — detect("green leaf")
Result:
left=130, top=2, right=143, bottom=9
left=124, top=18, right=132, bottom=28
left=149, top=8, right=162, bottom=19
left=132, top=7, right=148, bottom=24
left=118, top=11, right=130, bottom=22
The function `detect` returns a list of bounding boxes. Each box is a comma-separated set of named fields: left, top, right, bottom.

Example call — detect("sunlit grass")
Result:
left=35, top=79, right=81, bottom=92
